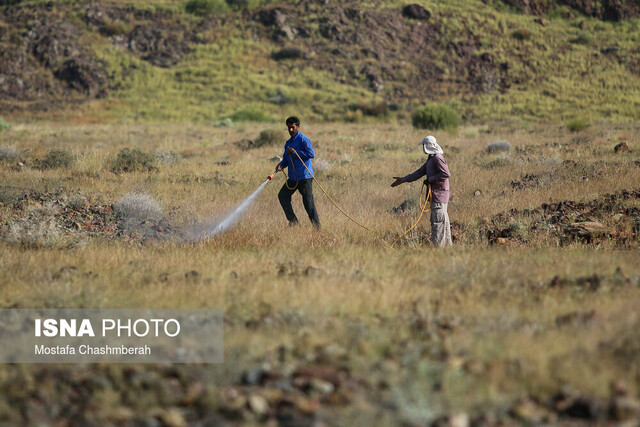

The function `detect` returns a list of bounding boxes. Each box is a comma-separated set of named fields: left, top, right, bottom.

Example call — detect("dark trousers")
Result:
left=278, top=179, right=320, bottom=228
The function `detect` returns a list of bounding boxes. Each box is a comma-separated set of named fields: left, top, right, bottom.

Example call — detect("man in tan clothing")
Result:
left=391, top=135, right=452, bottom=247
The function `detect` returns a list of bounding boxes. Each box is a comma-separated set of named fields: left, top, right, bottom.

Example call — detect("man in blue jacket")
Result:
left=270, top=116, right=320, bottom=228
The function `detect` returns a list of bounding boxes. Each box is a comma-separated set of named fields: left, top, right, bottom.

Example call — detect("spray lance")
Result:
left=266, top=165, right=282, bottom=182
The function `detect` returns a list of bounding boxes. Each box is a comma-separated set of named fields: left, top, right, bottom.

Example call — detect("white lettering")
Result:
left=77, top=319, right=95, bottom=336
left=165, top=319, right=180, bottom=337
left=133, top=319, right=149, bottom=337
left=43, top=319, right=58, bottom=337
left=102, top=319, right=116, bottom=335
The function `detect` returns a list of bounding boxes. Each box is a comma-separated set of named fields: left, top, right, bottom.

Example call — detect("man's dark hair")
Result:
left=285, top=116, right=300, bottom=126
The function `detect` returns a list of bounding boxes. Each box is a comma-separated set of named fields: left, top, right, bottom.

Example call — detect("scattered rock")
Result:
left=361, top=64, right=384, bottom=92
left=184, top=270, right=200, bottom=282
left=402, top=4, right=431, bottom=20
left=564, top=221, right=611, bottom=243
left=160, top=408, right=187, bottom=427
left=390, top=197, right=416, bottom=214
left=614, top=142, right=629, bottom=153
left=534, top=17, right=547, bottom=26
left=55, top=57, right=107, bottom=97
left=610, top=396, right=640, bottom=421
left=248, top=394, right=269, bottom=416
left=511, top=398, right=551, bottom=423
left=241, top=366, right=280, bottom=386
left=268, top=89, right=293, bottom=105
left=549, top=274, right=601, bottom=291
left=272, top=47, right=304, bottom=60
left=255, top=8, right=296, bottom=40
left=293, top=365, right=348, bottom=388
left=555, top=310, right=596, bottom=327
left=554, top=391, right=603, bottom=420
left=610, top=379, right=630, bottom=397
left=431, top=413, right=469, bottom=427
left=510, top=173, right=542, bottom=190
left=126, top=25, right=191, bottom=67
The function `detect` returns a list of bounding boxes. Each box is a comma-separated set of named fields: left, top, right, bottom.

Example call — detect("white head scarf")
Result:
left=418, top=135, right=443, bottom=155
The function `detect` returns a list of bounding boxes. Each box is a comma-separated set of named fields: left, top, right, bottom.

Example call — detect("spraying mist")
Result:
left=182, top=180, right=270, bottom=243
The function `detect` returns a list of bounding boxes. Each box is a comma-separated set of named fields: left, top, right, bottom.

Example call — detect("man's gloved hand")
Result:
left=391, top=177, right=404, bottom=187
left=276, top=165, right=283, bottom=171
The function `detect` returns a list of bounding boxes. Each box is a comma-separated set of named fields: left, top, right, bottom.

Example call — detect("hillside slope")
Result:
left=1, top=0, right=639, bottom=123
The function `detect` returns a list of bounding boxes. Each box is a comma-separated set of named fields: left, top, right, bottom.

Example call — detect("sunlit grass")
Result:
left=1, top=122, right=639, bottom=420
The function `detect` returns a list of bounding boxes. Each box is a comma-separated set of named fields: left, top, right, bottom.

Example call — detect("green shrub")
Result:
left=344, top=109, right=363, bottom=123
left=0, top=117, right=11, bottom=131
left=253, top=129, right=284, bottom=148
left=412, top=104, right=460, bottom=130
left=225, top=0, right=249, bottom=9
left=566, top=118, right=589, bottom=132
left=102, top=18, right=132, bottom=36
left=571, top=32, right=592, bottom=45
left=512, top=29, right=532, bottom=41
left=37, top=149, right=74, bottom=170
left=111, top=148, right=157, bottom=173
left=185, top=0, right=228, bottom=16
left=349, top=102, right=389, bottom=117
left=227, top=108, right=271, bottom=123
left=272, top=47, right=304, bottom=61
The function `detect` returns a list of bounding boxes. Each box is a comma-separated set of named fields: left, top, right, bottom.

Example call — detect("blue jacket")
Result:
left=277, top=131, right=315, bottom=181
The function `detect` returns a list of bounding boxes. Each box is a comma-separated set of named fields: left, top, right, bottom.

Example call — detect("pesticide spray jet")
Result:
left=182, top=180, right=270, bottom=242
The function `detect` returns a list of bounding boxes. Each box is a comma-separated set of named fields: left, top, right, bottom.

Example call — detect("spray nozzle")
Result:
left=267, top=173, right=275, bottom=181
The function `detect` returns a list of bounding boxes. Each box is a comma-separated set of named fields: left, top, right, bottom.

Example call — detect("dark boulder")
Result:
left=128, top=25, right=190, bottom=67
left=55, top=57, right=107, bottom=97
left=614, top=142, right=629, bottom=153
left=402, top=4, right=431, bottom=20
left=272, top=47, right=304, bottom=60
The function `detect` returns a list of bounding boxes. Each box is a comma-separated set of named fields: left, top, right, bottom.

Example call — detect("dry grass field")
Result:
left=1, top=120, right=640, bottom=425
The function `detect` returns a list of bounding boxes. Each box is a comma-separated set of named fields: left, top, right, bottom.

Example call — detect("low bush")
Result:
left=111, top=148, right=157, bottom=173
left=114, top=192, right=163, bottom=224
left=185, top=0, right=228, bottom=16
left=512, top=28, right=532, bottom=41
left=349, top=102, right=389, bottom=118
left=0, top=117, right=11, bottom=131
left=571, top=32, right=592, bottom=45
left=0, top=145, right=19, bottom=161
left=102, top=18, right=132, bottom=37
left=272, top=47, right=304, bottom=61
left=253, top=129, right=285, bottom=148
left=412, top=104, right=460, bottom=130
left=6, top=202, right=61, bottom=249
left=37, top=149, right=74, bottom=170
left=487, top=141, right=511, bottom=153
left=153, top=150, right=182, bottom=164
left=566, top=118, right=589, bottom=132
left=227, top=108, right=271, bottom=123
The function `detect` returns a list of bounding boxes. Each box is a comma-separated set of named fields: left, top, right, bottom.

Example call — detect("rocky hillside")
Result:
left=1, top=0, right=639, bottom=123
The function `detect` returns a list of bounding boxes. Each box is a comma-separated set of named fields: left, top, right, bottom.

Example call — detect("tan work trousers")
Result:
left=430, top=202, right=452, bottom=247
